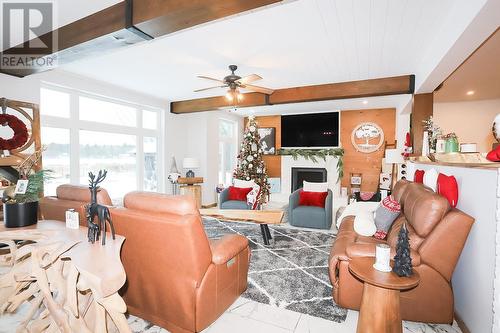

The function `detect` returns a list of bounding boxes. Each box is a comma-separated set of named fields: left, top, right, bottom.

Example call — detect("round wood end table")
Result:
left=349, top=257, right=420, bottom=333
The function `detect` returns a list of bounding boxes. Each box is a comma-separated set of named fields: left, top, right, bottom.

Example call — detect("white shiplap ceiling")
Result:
left=232, top=94, right=412, bottom=116
left=58, top=0, right=492, bottom=111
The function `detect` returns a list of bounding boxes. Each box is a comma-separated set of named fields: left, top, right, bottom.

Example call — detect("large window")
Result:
left=40, top=85, right=163, bottom=204
left=41, top=127, right=70, bottom=196
left=218, top=119, right=237, bottom=186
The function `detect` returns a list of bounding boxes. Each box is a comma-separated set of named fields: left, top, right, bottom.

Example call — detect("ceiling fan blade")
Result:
left=236, top=74, right=262, bottom=85
left=242, top=84, right=274, bottom=95
left=194, top=85, right=226, bottom=92
left=197, top=75, right=224, bottom=83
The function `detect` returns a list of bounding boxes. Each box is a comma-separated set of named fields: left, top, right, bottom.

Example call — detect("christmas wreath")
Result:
left=0, top=114, right=29, bottom=150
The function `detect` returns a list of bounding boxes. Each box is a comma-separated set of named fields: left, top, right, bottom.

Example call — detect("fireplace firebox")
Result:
left=291, top=167, right=327, bottom=192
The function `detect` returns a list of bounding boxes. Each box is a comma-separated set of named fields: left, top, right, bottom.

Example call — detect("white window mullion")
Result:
left=136, top=109, right=144, bottom=191
left=69, top=92, right=80, bottom=185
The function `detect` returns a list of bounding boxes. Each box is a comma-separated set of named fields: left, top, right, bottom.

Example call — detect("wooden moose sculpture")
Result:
left=86, top=170, right=116, bottom=245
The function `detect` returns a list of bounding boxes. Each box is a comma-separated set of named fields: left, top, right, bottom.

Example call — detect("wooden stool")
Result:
left=349, top=257, right=420, bottom=333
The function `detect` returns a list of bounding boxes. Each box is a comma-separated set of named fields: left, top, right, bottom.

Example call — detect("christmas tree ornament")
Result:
left=251, top=143, right=257, bottom=151
left=249, top=126, right=256, bottom=132
left=247, top=155, right=254, bottom=162
left=393, top=223, right=413, bottom=277
left=248, top=164, right=253, bottom=168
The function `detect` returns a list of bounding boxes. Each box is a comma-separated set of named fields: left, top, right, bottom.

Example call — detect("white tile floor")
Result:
left=201, top=297, right=462, bottom=333
left=0, top=296, right=462, bottom=333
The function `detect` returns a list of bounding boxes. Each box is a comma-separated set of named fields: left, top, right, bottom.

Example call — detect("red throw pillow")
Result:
left=437, top=173, right=458, bottom=208
left=228, top=186, right=252, bottom=201
left=414, top=169, right=425, bottom=183
left=298, top=190, right=328, bottom=208
left=486, top=145, right=500, bottom=162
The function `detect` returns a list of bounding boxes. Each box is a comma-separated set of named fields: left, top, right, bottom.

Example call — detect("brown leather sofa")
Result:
left=329, top=180, right=474, bottom=323
left=110, top=191, right=250, bottom=333
left=39, top=184, right=112, bottom=225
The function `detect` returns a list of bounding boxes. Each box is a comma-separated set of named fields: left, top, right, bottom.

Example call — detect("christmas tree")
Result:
left=233, top=116, right=271, bottom=204
left=393, top=223, right=413, bottom=277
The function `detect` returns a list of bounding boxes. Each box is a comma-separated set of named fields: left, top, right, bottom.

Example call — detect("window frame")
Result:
left=218, top=118, right=238, bottom=186
left=40, top=83, right=165, bottom=195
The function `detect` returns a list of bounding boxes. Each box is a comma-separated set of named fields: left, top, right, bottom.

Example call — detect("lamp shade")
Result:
left=385, top=149, right=404, bottom=164
left=183, top=157, right=200, bottom=169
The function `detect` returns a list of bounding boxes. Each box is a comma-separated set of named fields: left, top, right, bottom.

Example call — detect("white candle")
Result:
left=422, top=131, right=430, bottom=156
left=373, top=244, right=391, bottom=272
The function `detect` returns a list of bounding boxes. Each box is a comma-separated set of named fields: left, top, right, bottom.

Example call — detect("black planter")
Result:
left=3, top=201, right=39, bottom=228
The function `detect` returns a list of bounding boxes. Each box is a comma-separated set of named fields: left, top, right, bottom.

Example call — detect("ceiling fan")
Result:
left=195, top=65, right=274, bottom=102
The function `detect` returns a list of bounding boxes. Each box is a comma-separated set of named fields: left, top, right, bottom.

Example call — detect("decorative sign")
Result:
left=14, top=179, right=29, bottom=194
left=257, top=127, right=276, bottom=155
left=351, top=122, right=384, bottom=154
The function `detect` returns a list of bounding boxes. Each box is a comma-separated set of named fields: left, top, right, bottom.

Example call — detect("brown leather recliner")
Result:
left=329, top=180, right=474, bottom=323
left=110, top=192, right=250, bottom=333
left=39, top=184, right=112, bottom=225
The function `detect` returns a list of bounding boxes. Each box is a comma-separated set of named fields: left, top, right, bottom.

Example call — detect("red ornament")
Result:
left=0, top=114, right=29, bottom=151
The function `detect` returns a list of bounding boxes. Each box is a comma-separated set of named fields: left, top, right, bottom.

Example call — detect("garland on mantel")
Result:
left=277, top=148, right=344, bottom=180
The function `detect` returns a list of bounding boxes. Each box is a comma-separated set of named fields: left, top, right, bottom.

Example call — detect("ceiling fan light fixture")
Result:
left=225, top=90, right=234, bottom=101
left=236, top=88, right=243, bottom=102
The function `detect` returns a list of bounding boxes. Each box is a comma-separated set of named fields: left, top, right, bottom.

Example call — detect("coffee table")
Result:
left=0, top=220, right=131, bottom=332
left=199, top=208, right=284, bottom=245
left=349, top=256, right=420, bottom=333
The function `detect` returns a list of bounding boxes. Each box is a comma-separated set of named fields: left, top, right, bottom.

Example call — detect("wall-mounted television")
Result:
left=281, top=112, right=339, bottom=148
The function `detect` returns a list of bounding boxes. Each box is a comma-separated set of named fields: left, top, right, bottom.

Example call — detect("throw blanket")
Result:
left=336, top=201, right=380, bottom=229
left=246, top=184, right=261, bottom=210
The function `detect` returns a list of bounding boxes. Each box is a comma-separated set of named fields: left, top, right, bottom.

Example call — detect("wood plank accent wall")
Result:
left=411, top=93, right=434, bottom=155
left=244, top=116, right=282, bottom=178
left=340, top=108, right=396, bottom=193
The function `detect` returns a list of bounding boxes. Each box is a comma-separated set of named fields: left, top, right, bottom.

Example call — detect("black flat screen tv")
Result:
left=281, top=112, right=339, bottom=148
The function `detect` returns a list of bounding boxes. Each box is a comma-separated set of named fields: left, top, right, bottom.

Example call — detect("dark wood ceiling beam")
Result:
left=0, top=0, right=282, bottom=77
left=170, top=75, right=415, bottom=114
left=172, top=93, right=268, bottom=114
left=270, top=75, right=415, bottom=104
left=133, top=0, right=282, bottom=38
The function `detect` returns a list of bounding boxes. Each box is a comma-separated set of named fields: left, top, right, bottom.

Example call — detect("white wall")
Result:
left=408, top=162, right=499, bottom=333
left=168, top=110, right=243, bottom=205
left=396, top=99, right=412, bottom=150
left=434, top=99, right=499, bottom=153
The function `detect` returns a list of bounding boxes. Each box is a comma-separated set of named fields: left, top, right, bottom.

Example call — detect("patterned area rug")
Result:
left=202, top=218, right=347, bottom=323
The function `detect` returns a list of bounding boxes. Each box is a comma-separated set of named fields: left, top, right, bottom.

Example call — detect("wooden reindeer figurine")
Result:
left=86, top=170, right=116, bottom=245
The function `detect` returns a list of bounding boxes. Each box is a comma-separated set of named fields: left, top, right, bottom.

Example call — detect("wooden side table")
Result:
left=349, top=257, right=420, bottom=333
left=178, top=177, right=203, bottom=208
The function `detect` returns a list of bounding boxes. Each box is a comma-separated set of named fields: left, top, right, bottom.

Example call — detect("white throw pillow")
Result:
left=354, top=211, right=377, bottom=237
left=233, top=179, right=256, bottom=188
left=303, top=181, right=328, bottom=192
left=423, top=168, right=439, bottom=192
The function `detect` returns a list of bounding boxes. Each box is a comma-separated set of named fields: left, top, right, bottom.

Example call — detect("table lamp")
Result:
left=182, top=157, right=200, bottom=178
left=385, top=149, right=404, bottom=190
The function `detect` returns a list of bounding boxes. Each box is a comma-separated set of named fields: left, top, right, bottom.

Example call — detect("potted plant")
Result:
left=422, top=116, right=442, bottom=153
left=2, top=149, right=51, bottom=228
left=443, top=133, right=459, bottom=153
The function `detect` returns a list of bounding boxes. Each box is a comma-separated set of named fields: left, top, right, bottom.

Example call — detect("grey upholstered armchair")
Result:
left=288, top=189, right=333, bottom=229
left=219, top=187, right=252, bottom=210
